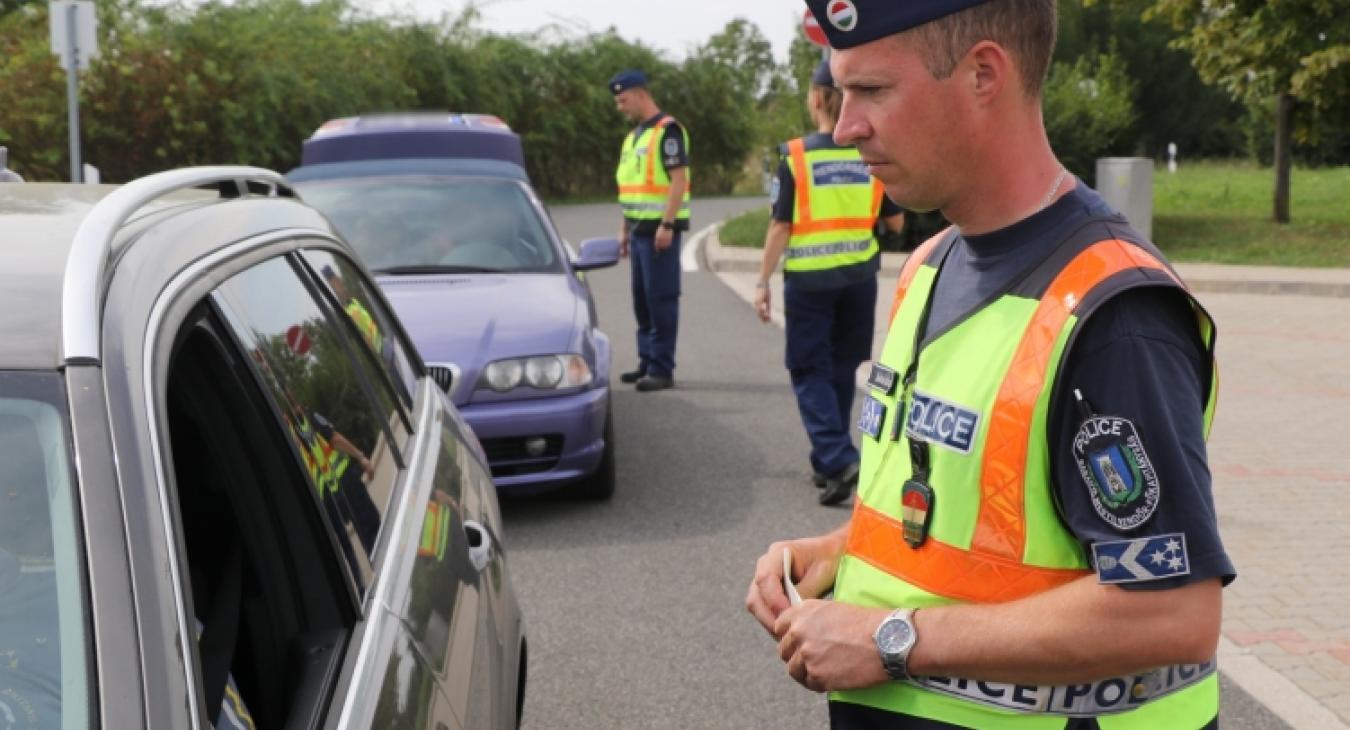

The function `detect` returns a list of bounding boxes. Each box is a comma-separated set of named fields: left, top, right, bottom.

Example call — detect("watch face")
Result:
left=877, top=617, right=914, bottom=653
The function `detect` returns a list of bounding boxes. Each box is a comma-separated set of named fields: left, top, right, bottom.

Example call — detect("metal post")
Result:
left=65, top=3, right=81, bottom=183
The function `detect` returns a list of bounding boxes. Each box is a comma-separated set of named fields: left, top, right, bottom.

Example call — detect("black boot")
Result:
left=619, top=367, right=646, bottom=384
left=818, top=462, right=860, bottom=506
left=635, top=375, right=675, bottom=392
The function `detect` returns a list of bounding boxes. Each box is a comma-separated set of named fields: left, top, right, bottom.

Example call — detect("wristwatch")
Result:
left=659, top=220, right=675, bottom=230
left=873, top=608, right=918, bottom=681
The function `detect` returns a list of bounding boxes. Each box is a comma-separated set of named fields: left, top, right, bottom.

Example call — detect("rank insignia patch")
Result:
left=1073, top=415, right=1160, bottom=530
left=1091, top=533, right=1190, bottom=584
left=866, top=363, right=898, bottom=395
left=858, top=394, right=886, bottom=440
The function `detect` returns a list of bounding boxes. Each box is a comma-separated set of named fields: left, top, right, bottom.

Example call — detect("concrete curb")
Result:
left=704, top=229, right=1350, bottom=298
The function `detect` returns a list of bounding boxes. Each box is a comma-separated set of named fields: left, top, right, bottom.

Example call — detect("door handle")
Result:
left=463, top=519, right=491, bottom=573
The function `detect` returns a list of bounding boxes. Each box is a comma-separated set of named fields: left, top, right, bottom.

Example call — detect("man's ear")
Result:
left=965, top=40, right=1011, bottom=105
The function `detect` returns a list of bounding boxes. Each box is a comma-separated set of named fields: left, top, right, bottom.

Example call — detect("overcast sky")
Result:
left=362, top=0, right=806, bottom=62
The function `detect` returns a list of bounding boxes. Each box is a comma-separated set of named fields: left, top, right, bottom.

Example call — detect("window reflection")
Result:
left=214, top=256, right=398, bottom=588
left=302, top=249, right=419, bottom=413
left=0, top=372, right=88, bottom=730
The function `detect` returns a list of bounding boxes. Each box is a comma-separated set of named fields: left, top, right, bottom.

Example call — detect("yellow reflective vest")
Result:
left=783, top=137, right=882, bottom=273
left=616, top=114, right=691, bottom=222
left=833, top=223, right=1220, bottom=728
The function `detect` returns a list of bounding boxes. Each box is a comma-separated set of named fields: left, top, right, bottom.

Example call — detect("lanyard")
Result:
left=894, top=236, right=959, bottom=481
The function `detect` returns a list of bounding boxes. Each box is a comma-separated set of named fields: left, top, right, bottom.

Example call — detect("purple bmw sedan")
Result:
left=290, top=114, right=620, bottom=498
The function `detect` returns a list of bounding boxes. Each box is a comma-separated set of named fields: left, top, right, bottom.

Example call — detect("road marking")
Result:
left=682, top=223, right=719, bottom=273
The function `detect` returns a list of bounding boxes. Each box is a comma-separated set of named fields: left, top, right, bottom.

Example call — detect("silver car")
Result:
left=0, top=167, right=525, bottom=729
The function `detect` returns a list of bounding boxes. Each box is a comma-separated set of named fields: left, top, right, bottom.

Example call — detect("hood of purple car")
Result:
left=378, top=273, right=580, bottom=402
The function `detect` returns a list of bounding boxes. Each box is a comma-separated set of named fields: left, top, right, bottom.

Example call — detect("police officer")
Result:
left=747, top=2, right=1234, bottom=728
left=755, top=59, right=904, bottom=506
left=610, top=69, right=690, bottom=392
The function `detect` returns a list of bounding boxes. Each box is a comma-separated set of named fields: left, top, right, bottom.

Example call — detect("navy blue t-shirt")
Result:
left=771, top=133, right=902, bottom=290
left=921, top=182, right=1234, bottom=591
left=624, top=112, right=690, bottom=236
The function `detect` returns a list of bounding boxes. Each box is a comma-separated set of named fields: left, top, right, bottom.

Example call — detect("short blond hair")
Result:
left=902, top=0, right=1057, bottom=98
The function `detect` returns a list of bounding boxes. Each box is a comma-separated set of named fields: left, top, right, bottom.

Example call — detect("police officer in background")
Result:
left=747, top=1, right=1233, bottom=728
left=755, top=59, right=904, bottom=507
left=611, top=69, right=690, bottom=392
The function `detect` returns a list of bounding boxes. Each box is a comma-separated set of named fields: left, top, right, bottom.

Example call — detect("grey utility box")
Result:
left=1095, top=157, right=1153, bottom=239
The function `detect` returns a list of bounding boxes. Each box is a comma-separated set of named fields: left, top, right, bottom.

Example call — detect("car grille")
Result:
left=426, top=365, right=457, bottom=394
left=480, top=434, right=564, bottom=477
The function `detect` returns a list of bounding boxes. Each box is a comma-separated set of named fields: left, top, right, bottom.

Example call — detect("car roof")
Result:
left=0, top=170, right=333, bottom=369
left=1, top=184, right=131, bottom=368
left=300, top=112, right=526, bottom=170
left=287, top=157, right=530, bottom=185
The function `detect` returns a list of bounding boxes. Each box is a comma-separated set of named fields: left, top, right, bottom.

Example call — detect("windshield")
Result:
left=0, top=372, right=89, bottom=729
left=297, top=175, right=564, bottom=275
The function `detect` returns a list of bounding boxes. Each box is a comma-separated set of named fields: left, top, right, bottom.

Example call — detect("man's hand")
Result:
left=753, top=283, right=771, bottom=323
left=654, top=225, right=674, bottom=252
left=618, top=227, right=630, bottom=259
left=746, top=533, right=845, bottom=635
left=774, top=600, right=891, bottom=692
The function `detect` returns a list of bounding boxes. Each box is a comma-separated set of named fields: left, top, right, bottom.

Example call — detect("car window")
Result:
left=164, top=309, right=356, bottom=730
left=300, top=249, right=419, bottom=411
left=0, top=372, right=90, bottom=730
left=212, top=255, right=401, bottom=588
left=296, top=176, right=562, bottom=274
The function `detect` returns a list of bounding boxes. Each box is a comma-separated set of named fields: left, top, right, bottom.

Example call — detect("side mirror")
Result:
left=573, top=237, right=621, bottom=272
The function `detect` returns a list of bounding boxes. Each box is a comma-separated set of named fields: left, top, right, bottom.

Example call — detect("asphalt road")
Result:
left=501, top=197, right=1291, bottom=730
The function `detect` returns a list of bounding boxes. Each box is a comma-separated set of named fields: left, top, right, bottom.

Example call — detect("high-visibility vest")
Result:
left=345, top=298, right=383, bottom=354
left=616, top=115, right=691, bottom=222
left=292, top=415, right=349, bottom=497
left=833, top=220, right=1220, bottom=728
left=418, top=500, right=452, bottom=561
left=783, top=137, right=883, bottom=273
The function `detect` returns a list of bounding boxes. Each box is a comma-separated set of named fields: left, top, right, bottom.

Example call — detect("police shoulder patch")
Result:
left=1073, top=415, right=1160, bottom=530
left=663, top=137, right=680, bottom=157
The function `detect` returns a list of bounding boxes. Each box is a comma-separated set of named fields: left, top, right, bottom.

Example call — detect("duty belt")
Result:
left=911, top=659, right=1215, bottom=717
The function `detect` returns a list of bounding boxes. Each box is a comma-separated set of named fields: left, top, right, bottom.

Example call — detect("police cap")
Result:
left=810, top=59, right=833, bottom=87
left=608, top=69, right=648, bottom=95
left=803, top=0, right=992, bottom=49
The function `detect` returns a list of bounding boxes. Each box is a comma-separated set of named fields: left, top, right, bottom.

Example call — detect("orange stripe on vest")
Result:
left=973, top=240, right=1177, bottom=560
left=846, top=502, right=1089, bottom=604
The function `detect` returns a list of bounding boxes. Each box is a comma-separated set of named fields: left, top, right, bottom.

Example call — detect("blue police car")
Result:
left=289, top=113, right=622, bottom=499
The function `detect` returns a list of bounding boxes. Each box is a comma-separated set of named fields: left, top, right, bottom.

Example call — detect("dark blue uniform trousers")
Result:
left=784, top=275, right=877, bottom=478
left=629, top=229, right=682, bottom=378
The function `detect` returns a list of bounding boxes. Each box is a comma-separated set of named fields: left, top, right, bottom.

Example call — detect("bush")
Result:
left=1044, top=48, right=1137, bottom=182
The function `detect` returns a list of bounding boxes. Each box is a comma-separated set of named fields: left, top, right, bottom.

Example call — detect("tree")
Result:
left=1147, top=0, right=1350, bottom=223
left=1057, top=0, right=1246, bottom=160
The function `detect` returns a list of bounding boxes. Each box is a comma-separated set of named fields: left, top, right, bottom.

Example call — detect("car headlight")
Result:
left=483, top=359, right=524, bottom=392
left=481, top=354, right=592, bottom=392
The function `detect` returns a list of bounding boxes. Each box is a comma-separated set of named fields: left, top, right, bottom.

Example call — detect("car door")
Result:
left=154, top=250, right=464, bottom=730
left=298, top=248, right=519, bottom=729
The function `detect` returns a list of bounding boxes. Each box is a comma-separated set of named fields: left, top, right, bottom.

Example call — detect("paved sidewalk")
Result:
left=700, top=226, right=1350, bottom=729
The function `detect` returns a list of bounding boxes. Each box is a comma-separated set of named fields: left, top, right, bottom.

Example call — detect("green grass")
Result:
left=717, top=162, right=1350, bottom=267
left=720, top=205, right=772, bottom=248
left=1154, top=162, right=1350, bottom=267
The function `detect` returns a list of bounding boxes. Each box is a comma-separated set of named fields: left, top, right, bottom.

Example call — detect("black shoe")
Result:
left=635, top=375, right=674, bottom=392
left=619, top=367, right=646, bottom=384
left=819, top=462, right=860, bottom=506
left=811, top=472, right=828, bottom=489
